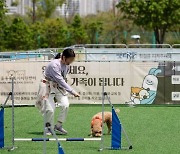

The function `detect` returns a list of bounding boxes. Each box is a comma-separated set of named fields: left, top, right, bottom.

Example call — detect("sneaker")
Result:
left=54, top=125, right=68, bottom=135
left=44, top=127, right=53, bottom=136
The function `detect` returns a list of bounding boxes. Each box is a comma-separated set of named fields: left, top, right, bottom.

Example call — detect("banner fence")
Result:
left=0, top=60, right=180, bottom=105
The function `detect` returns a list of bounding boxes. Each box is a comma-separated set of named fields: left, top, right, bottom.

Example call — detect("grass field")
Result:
left=1, top=105, right=180, bottom=154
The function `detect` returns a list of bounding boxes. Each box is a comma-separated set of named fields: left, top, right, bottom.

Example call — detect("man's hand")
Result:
left=72, top=90, right=80, bottom=97
left=74, top=93, right=80, bottom=97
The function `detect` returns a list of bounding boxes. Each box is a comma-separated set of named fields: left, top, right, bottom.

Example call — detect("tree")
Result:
left=29, top=0, right=65, bottom=23
left=85, top=19, right=103, bottom=44
left=0, top=0, right=7, bottom=51
left=117, top=0, right=180, bottom=44
left=98, top=10, right=132, bottom=44
left=32, top=0, right=36, bottom=23
left=64, top=0, right=79, bottom=24
left=69, top=15, right=88, bottom=44
left=40, top=0, right=65, bottom=18
left=0, top=0, right=6, bottom=20
left=30, top=21, right=46, bottom=48
left=43, top=18, right=69, bottom=47
left=6, top=18, right=33, bottom=50
left=30, top=18, right=70, bottom=48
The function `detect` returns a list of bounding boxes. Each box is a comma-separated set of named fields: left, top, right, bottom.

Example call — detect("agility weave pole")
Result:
left=99, top=78, right=105, bottom=151
left=11, top=76, right=17, bottom=151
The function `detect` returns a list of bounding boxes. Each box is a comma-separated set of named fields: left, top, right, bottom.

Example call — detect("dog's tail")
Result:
left=115, top=108, right=120, bottom=113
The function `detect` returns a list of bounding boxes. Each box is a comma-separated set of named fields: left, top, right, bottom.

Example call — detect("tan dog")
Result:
left=90, top=109, right=120, bottom=137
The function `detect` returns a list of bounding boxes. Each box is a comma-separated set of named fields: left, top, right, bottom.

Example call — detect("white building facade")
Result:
left=5, top=0, right=120, bottom=16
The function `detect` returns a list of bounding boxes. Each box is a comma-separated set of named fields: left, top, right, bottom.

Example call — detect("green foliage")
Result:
left=85, top=19, right=103, bottom=44
left=69, top=15, right=88, bottom=44
left=0, top=0, right=7, bottom=51
left=38, top=0, right=65, bottom=19
left=5, top=18, right=33, bottom=50
left=41, top=0, right=58, bottom=18
left=30, top=18, right=69, bottom=48
left=96, top=11, right=132, bottom=44
left=117, top=0, right=180, bottom=44
left=26, top=0, right=65, bottom=23
left=0, top=0, right=6, bottom=21
left=0, top=0, right=180, bottom=51
left=30, top=21, right=46, bottom=48
left=43, top=18, right=69, bottom=47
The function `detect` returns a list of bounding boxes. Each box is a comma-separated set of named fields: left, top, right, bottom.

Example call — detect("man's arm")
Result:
left=50, top=64, right=77, bottom=95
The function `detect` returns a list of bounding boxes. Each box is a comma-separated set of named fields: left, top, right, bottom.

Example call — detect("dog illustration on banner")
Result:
left=127, top=68, right=161, bottom=105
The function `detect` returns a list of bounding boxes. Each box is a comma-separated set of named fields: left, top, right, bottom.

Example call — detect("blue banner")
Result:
left=0, top=108, right=4, bottom=148
left=111, top=107, right=121, bottom=149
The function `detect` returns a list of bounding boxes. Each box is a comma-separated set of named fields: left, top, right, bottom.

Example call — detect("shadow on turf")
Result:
left=27, top=131, right=69, bottom=136
left=28, top=131, right=110, bottom=136
left=27, top=131, right=43, bottom=135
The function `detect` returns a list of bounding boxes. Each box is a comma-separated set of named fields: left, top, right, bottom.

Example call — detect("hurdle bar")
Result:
left=15, top=138, right=101, bottom=142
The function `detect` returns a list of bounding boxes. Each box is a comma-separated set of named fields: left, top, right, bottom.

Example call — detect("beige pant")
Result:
left=45, top=82, right=69, bottom=127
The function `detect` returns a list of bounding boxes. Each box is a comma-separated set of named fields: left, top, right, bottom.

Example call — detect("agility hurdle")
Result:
left=0, top=78, right=102, bottom=154
left=3, top=78, right=101, bottom=153
left=15, top=138, right=101, bottom=141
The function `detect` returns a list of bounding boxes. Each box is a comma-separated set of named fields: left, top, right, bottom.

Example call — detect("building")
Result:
left=6, top=0, right=32, bottom=15
left=79, top=0, right=120, bottom=16
left=5, top=0, right=120, bottom=17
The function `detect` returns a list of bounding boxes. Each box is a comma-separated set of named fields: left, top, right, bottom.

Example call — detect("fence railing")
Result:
left=0, top=44, right=180, bottom=62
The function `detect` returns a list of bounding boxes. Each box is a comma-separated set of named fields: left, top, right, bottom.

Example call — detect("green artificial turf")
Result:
left=1, top=105, right=180, bottom=154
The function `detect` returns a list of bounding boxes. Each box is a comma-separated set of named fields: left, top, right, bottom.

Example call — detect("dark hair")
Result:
left=54, top=53, right=61, bottom=59
left=54, top=48, right=75, bottom=59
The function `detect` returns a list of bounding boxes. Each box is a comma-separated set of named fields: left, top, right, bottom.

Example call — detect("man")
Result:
left=44, top=48, right=80, bottom=135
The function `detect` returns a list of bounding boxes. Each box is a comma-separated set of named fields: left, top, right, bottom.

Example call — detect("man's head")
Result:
left=61, top=48, right=75, bottom=65
left=55, top=48, right=75, bottom=65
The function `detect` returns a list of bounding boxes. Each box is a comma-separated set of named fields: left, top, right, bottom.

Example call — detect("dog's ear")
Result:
left=95, top=116, right=99, bottom=119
